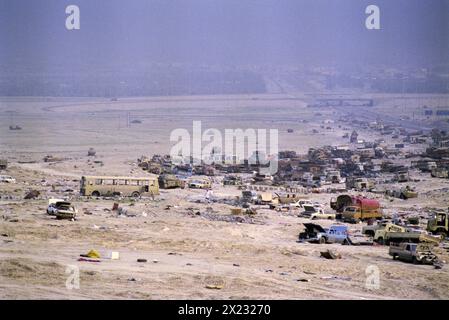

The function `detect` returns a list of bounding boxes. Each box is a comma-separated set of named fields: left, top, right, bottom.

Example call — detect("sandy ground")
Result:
left=1, top=94, right=449, bottom=299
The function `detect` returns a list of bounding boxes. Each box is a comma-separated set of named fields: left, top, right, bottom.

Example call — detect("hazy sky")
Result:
left=0, top=0, right=448, bottom=69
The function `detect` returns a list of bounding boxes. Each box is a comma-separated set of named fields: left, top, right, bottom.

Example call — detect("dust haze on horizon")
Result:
left=0, top=0, right=448, bottom=96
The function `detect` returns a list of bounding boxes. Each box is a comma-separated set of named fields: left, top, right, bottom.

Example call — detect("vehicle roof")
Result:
left=330, top=225, right=348, bottom=230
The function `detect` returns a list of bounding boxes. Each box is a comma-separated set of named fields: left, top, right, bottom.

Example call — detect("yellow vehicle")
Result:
left=374, top=223, right=440, bottom=245
left=342, top=206, right=382, bottom=222
left=80, top=176, right=159, bottom=198
left=188, top=179, right=212, bottom=189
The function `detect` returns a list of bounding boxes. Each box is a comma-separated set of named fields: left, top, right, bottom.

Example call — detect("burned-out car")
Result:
left=47, top=199, right=77, bottom=220
left=298, top=223, right=350, bottom=245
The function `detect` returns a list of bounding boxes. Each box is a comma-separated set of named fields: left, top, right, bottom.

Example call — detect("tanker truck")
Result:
left=331, top=195, right=382, bottom=223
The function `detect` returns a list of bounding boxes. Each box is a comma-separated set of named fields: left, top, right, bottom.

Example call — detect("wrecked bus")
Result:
left=80, top=176, right=159, bottom=198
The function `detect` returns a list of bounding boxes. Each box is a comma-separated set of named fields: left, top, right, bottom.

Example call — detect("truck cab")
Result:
left=427, top=211, right=448, bottom=237
left=342, top=206, right=382, bottom=223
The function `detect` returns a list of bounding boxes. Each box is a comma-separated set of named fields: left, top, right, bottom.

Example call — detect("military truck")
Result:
left=389, top=242, right=441, bottom=266
left=427, top=210, right=448, bottom=237
left=373, top=223, right=440, bottom=245
left=0, top=159, right=7, bottom=170
left=158, top=174, right=185, bottom=189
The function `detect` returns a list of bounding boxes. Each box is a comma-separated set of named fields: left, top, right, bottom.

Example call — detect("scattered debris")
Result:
left=320, top=249, right=342, bottom=259
left=24, top=190, right=40, bottom=200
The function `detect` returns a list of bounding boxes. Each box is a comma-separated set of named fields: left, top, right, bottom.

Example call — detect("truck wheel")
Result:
left=319, top=237, right=326, bottom=244
left=437, top=231, right=447, bottom=239
left=342, top=239, right=350, bottom=245
left=377, top=238, right=384, bottom=245
left=132, top=191, right=140, bottom=198
left=392, top=254, right=397, bottom=260
left=412, top=257, right=418, bottom=264
left=92, top=191, right=100, bottom=197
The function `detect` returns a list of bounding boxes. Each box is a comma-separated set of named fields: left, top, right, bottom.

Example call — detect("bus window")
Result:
left=95, top=179, right=102, bottom=185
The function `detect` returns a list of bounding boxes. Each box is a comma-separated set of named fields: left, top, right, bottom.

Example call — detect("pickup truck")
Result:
left=298, top=223, right=350, bottom=245
left=389, top=242, right=441, bottom=267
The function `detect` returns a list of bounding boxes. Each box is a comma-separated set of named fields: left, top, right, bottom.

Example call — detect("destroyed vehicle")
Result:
left=362, top=220, right=390, bottom=237
left=389, top=242, right=441, bottom=266
left=394, top=171, right=410, bottom=183
left=373, top=223, right=440, bottom=246
left=80, top=176, right=159, bottom=197
left=298, top=204, right=324, bottom=217
left=427, top=210, right=449, bottom=237
left=345, top=177, right=373, bottom=191
left=43, top=155, right=63, bottom=163
left=47, top=199, right=77, bottom=220
left=0, top=159, right=7, bottom=170
left=223, top=175, right=242, bottom=186
left=87, top=148, right=96, bottom=156
left=332, top=195, right=382, bottom=222
left=310, top=211, right=336, bottom=220
left=386, top=186, right=418, bottom=200
left=188, top=179, right=212, bottom=189
left=431, top=167, right=449, bottom=178
left=326, top=170, right=345, bottom=184
left=271, top=203, right=293, bottom=212
left=298, top=223, right=350, bottom=245
left=272, top=192, right=306, bottom=205
left=241, top=190, right=259, bottom=204
left=158, top=174, right=185, bottom=189
left=347, top=232, right=374, bottom=246
left=0, top=175, right=16, bottom=183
